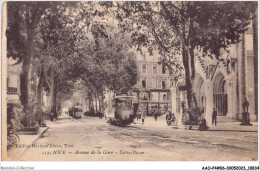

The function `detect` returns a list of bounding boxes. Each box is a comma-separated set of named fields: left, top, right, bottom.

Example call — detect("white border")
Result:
left=0, top=0, right=259, bottom=170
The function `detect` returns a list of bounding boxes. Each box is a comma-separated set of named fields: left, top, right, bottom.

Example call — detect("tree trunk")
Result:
left=88, top=92, right=94, bottom=113
left=53, top=76, right=58, bottom=111
left=36, top=62, right=44, bottom=109
left=48, top=69, right=55, bottom=110
left=100, top=92, right=104, bottom=113
left=182, top=46, right=193, bottom=109
left=95, top=93, right=98, bottom=113
left=20, top=27, right=34, bottom=109
left=190, top=46, right=197, bottom=108
left=190, top=46, right=196, bottom=81
left=20, top=58, right=30, bottom=109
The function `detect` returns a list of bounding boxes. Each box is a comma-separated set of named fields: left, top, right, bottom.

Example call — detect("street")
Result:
left=13, top=114, right=257, bottom=161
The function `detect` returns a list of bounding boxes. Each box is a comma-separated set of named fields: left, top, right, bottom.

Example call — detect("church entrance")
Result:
left=213, top=73, right=228, bottom=116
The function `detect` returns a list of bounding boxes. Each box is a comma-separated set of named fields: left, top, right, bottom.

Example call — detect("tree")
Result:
left=34, top=2, right=139, bottom=113
left=113, top=1, right=256, bottom=113
left=69, top=17, right=139, bottom=112
left=7, top=2, right=53, bottom=108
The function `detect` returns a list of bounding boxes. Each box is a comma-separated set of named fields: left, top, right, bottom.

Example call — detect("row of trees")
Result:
left=7, top=2, right=138, bottom=123
left=7, top=2, right=257, bottom=125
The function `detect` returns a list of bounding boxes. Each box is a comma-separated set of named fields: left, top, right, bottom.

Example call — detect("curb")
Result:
left=31, top=127, right=49, bottom=145
left=17, top=126, right=49, bottom=159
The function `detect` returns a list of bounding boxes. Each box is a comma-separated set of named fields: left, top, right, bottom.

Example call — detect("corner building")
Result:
left=132, top=50, right=172, bottom=116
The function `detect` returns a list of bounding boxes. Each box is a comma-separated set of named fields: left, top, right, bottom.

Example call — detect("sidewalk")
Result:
left=207, top=122, right=258, bottom=132
left=133, top=115, right=169, bottom=128
left=7, top=125, right=49, bottom=160
left=134, top=116, right=258, bottom=132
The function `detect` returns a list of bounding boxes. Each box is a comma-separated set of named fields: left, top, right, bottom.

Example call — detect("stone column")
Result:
left=171, top=85, right=185, bottom=127
left=204, top=80, right=213, bottom=127
left=226, top=76, right=237, bottom=119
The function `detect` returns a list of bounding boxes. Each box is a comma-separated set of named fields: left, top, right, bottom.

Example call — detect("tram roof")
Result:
left=74, top=105, right=82, bottom=108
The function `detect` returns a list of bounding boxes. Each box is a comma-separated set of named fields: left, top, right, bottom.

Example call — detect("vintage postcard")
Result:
left=1, top=1, right=259, bottom=166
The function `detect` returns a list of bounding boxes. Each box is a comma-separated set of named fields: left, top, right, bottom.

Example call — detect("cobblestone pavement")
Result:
left=17, top=114, right=257, bottom=161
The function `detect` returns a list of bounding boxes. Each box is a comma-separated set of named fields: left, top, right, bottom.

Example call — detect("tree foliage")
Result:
left=7, top=2, right=138, bottom=112
left=111, top=1, right=256, bottom=110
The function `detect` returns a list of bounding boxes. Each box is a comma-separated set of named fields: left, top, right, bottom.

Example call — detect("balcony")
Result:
left=7, top=87, right=18, bottom=94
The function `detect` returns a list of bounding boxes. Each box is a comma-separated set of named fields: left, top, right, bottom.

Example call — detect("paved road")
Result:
left=19, top=115, right=258, bottom=161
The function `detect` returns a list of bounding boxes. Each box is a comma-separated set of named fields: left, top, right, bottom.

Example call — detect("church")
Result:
left=171, top=20, right=257, bottom=124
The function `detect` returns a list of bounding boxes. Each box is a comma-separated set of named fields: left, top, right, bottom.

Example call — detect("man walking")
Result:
left=154, top=106, right=159, bottom=121
left=212, top=108, right=217, bottom=125
left=141, top=109, right=146, bottom=125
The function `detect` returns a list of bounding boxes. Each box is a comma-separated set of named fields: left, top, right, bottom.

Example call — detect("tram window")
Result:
left=74, top=108, right=82, bottom=112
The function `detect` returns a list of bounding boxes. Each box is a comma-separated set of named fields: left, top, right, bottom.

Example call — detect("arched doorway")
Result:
left=213, top=72, right=228, bottom=116
left=194, top=74, right=205, bottom=113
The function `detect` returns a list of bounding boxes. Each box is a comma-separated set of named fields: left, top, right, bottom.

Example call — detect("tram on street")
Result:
left=104, top=90, right=135, bottom=126
left=72, top=104, right=83, bottom=119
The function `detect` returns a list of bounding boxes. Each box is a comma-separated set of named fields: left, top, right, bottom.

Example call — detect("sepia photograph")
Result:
left=1, top=0, right=259, bottom=166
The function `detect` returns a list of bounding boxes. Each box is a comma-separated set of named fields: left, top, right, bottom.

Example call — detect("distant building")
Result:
left=132, top=49, right=172, bottom=116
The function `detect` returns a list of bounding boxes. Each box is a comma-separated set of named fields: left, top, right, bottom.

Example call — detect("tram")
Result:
left=104, top=90, right=135, bottom=126
left=72, top=104, right=83, bottom=119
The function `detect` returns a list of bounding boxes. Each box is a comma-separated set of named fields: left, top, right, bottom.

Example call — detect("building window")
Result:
left=142, top=64, right=146, bottom=73
left=157, top=79, right=162, bottom=88
left=153, top=64, right=157, bottom=74
left=7, top=77, right=18, bottom=94
left=162, top=80, right=166, bottom=89
left=151, top=92, right=159, bottom=101
left=162, top=66, right=166, bottom=74
left=152, top=79, right=157, bottom=89
left=160, top=92, right=167, bottom=101
left=140, top=92, right=149, bottom=101
left=163, top=94, right=167, bottom=101
left=142, top=79, right=146, bottom=88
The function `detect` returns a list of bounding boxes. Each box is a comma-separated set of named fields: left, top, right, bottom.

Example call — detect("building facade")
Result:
left=172, top=21, right=257, bottom=123
left=132, top=49, right=172, bottom=116
left=7, top=58, right=22, bottom=106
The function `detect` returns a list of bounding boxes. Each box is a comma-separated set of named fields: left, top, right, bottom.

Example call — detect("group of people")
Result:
left=133, top=102, right=252, bottom=127
left=134, top=104, right=174, bottom=125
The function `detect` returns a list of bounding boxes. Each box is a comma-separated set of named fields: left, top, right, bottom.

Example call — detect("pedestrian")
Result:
left=141, top=109, right=146, bottom=125
left=50, top=109, right=54, bottom=121
left=54, top=110, right=58, bottom=121
left=166, top=110, right=175, bottom=126
left=242, top=98, right=249, bottom=112
left=212, top=108, right=217, bottom=125
left=154, top=106, right=159, bottom=121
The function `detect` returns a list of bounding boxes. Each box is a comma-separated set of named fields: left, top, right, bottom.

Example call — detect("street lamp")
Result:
left=29, top=77, right=34, bottom=86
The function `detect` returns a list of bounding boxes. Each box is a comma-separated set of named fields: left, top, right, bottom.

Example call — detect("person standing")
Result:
left=133, top=103, right=139, bottom=120
left=212, top=108, right=217, bottom=125
left=141, top=109, right=146, bottom=125
left=50, top=109, right=54, bottom=121
left=154, top=106, right=158, bottom=121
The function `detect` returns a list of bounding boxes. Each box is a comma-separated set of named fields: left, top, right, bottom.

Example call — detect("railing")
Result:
left=7, top=87, right=18, bottom=94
